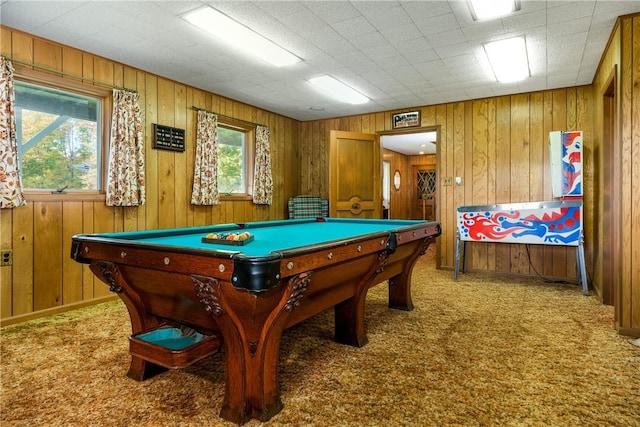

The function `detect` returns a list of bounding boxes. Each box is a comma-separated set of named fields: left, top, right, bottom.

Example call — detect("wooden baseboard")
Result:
left=616, top=323, right=640, bottom=339
left=0, top=295, right=119, bottom=327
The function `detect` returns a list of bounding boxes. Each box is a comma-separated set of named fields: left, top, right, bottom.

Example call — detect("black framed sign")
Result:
left=392, top=111, right=420, bottom=129
left=153, top=124, right=185, bottom=152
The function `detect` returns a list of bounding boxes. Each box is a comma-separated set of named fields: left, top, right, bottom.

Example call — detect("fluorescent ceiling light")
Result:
left=468, top=0, right=520, bottom=21
left=183, top=7, right=301, bottom=67
left=484, top=37, right=530, bottom=83
left=308, top=76, right=370, bottom=104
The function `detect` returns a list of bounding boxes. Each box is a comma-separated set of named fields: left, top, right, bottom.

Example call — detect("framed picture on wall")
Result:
left=392, top=111, right=420, bottom=129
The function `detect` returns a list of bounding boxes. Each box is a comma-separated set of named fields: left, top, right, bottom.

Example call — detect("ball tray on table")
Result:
left=201, top=232, right=254, bottom=246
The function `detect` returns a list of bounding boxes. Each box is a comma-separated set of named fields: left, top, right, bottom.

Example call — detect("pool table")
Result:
left=71, top=217, right=440, bottom=424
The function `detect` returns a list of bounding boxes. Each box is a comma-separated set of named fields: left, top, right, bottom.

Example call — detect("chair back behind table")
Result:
left=288, top=195, right=329, bottom=219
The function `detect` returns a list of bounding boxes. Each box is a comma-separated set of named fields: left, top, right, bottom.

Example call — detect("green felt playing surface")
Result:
left=104, top=218, right=427, bottom=257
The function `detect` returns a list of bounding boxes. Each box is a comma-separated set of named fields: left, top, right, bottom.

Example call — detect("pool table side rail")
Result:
left=70, top=220, right=440, bottom=293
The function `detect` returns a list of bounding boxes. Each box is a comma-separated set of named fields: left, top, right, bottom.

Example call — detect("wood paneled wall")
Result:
left=300, top=90, right=593, bottom=280
left=2, top=15, right=639, bottom=337
left=0, top=27, right=299, bottom=324
left=591, top=14, right=640, bottom=336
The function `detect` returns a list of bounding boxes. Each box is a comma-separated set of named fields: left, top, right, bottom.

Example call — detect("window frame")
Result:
left=13, top=66, right=112, bottom=201
left=216, top=117, right=255, bottom=202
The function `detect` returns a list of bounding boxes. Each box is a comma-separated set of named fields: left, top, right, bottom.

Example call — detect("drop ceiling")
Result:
left=2, top=0, right=639, bottom=154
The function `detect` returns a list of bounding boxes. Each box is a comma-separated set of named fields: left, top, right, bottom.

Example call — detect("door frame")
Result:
left=602, top=66, right=621, bottom=307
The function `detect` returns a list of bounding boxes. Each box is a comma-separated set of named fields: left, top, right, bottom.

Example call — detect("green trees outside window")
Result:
left=217, top=126, right=246, bottom=195
left=15, top=81, right=100, bottom=191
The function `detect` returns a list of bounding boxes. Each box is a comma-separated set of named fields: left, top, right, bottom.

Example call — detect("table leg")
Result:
left=334, top=294, right=370, bottom=347
left=91, top=261, right=166, bottom=380
left=454, top=231, right=461, bottom=281
left=334, top=251, right=391, bottom=347
left=577, top=235, right=589, bottom=295
left=192, top=272, right=311, bottom=424
left=126, top=357, right=167, bottom=381
left=389, top=236, right=433, bottom=310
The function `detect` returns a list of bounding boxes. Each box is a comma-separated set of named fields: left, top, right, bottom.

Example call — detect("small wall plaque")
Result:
left=153, top=124, right=185, bottom=152
left=392, top=111, right=420, bottom=129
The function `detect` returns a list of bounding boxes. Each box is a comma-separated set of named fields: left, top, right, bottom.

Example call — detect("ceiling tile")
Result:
left=1, top=0, right=637, bottom=124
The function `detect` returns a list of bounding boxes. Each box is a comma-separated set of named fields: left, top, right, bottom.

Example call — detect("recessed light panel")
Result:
left=484, top=37, right=530, bottom=83
left=468, top=0, right=520, bottom=21
left=308, top=76, right=370, bottom=104
left=183, top=7, right=301, bottom=67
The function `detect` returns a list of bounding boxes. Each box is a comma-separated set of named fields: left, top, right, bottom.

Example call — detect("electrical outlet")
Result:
left=1, top=250, right=12, bottom=266
left=442, top=177, right=453, bottom=186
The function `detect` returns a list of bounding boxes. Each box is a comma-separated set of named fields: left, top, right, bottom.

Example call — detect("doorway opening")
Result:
left=382, top=161, right=391, bottom=218
left=380, top=128, right=438, bottom=221
left=380, top=127, right=440, bottom=268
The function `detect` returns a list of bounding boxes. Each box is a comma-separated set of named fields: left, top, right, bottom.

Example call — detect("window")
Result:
left=217, top=120, right=254, bottom=198
left=14, top=79, right=104, bottom=192
left=417, top=169, right=436, bottom=199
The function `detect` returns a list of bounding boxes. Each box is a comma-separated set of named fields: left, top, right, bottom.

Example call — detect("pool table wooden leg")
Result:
left=334, top=293, right=370, bottom=347
left=91, top=261, right=166, bottom=381
left=388, top=236, right=434, bottom=310
left=334, top=251, right=390, bottom=347
left=126, top=356, right=167, bottom=381
left=192, top=272, right=311, bottom=425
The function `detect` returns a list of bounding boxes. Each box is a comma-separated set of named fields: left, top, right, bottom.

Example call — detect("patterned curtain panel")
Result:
left=0, top=56, right=26, bottom=209
left=106, top=89, right=146, bottom=206
left=253, top=125, right=273, bottom=205
left=191, top=110, right=219, bottom=205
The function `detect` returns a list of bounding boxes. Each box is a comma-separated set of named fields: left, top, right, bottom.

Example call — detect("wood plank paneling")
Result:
left=62, top=202, right=83, bottom=304
left=157, top=78, right=176, bottom=229
left=61, top=46, right=83, bottom=84
left=0, top=208, right=13, bottom=317
left=174, top=83, right=188, bottom=228
left=0, top=27, right=11, bottom=54
left=144, top=74, right=160, bottom=230
left=0, top=27, right=299, bottom=324
left=631, top=16, right=640, bottom=331
left=437, top=104, right=451, bottom=268
left=135, top=70, right=148, bottom=230
left=33, top=38, right=61, bottom=71
left=11, top=204, right=33, bottom=315
left=612, top=15, right=640, bottom=334
left=33, top=202, right=63, bottom=310
left=470, top=100, right=487, bottom=270
left=485, top=98, right=497, bottom=271
left=11, top=31, right=33, bottom=63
